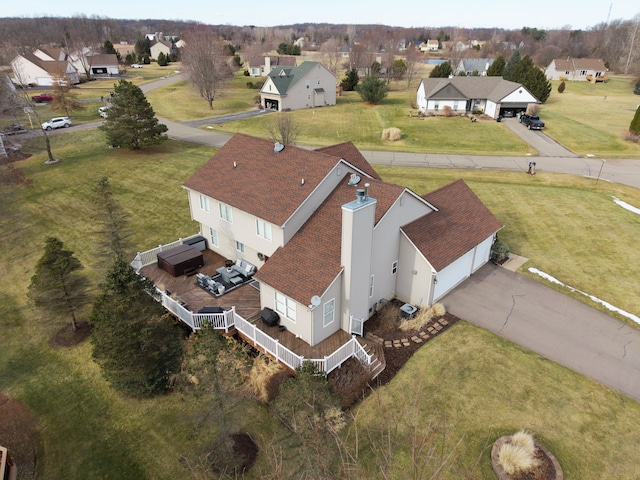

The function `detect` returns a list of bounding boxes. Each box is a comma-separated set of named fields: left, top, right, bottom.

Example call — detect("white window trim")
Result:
left=256, top=218, right=272, bottom=241
left=209, top=227, right=219, bottom=247
left=199, top=194, right=210, bottom=212
left=219, top=202, right=233, bottom=223
left=275, top=291, right=297, bottom=322
left=235, top=241, right=245, bottom=253
left=323, top=298, right=335, bottom=327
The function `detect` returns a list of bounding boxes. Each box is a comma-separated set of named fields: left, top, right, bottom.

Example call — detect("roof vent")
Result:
left=347, top=173, right=361, bottom=186
left=356, top=189, right=366, bottom=202
left=274, top=142, right=284, bottom=153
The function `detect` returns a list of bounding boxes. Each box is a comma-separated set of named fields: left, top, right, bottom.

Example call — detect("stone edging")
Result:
left=491, top=435, right=564, bottom=480
left=365, top=317, right=452, bottom=348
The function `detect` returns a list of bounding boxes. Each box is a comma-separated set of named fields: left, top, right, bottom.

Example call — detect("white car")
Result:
left=131, top=64, right=143, bottom=68
left=98, top=106, right=109, bottom=118
left=41, top=117, right=72, bottom=130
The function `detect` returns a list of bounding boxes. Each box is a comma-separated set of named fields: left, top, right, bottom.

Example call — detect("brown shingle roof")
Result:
left=551, top=58, right=606, bottom=71
left=183, top=134, right=343, bottom=226
left=314, top=142, right=381, bottom=180
left=21, top=53, right=70, bottom=75
left=402, top=179, right=502, bottom=271
left=254, top=178, right=403, bottom=304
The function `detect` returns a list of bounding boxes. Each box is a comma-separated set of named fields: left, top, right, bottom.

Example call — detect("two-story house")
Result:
left=260, top=61, right=336, bottom=111
left=247, top=55, right=297, bottom=77
left=181, top=134, right=502, bottom=348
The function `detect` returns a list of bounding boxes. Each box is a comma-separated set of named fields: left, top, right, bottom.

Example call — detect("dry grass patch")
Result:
left=399, top=303, right=446, bottom=332
left=498, top=441, right=541, bottom=475
left=246, top=354, right=286, bottom=403
left=381, top=127, right=402, bottom=141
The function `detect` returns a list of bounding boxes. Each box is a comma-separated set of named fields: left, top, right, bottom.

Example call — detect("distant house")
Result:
left=454, top=58, right=495, bottom=76
left=150, top=40, right=174, bottom=60
left=545, top=57, right=607, bottom=82
left=69, top=52, right=119, bottom=77
left=416, top=77, right=540, bottom=118
left=260, top=61, right=336, bottom=111
left=247, top=56, right=297, bottom=77
left=10, top=52, right=80, bottom=86
left=419, top=40, right=439, bottom=52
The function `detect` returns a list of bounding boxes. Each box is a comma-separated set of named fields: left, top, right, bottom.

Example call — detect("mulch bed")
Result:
left=48, top=321, right=92, bottom=348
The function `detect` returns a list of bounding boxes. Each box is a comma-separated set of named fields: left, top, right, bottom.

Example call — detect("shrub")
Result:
left=629, top=104, right=640, bottom=135
left=633, top=78, right=640, bottom=95
left=526, top=103, right=540, bottom=115
left=243, top=70, right=249, bottom=76
left=491, top=241, right=510, bottom=263
left=246, top=81, right=254, bottom=89
left=498, top=442, right=540, bottom=475
left=443, top=105, right=455, bottom=117
left=381, top=127, right=402, bottom=141
left=510, top=430, right=536, bottom=457
left=558, top=81, right=566, bottom=93
left=247, top=354, right=284, bottom=403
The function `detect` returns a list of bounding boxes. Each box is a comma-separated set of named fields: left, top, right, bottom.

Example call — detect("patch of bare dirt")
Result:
left=0, top=392, right=38, bottom=479
left=48, top=321, right=92, bottom=348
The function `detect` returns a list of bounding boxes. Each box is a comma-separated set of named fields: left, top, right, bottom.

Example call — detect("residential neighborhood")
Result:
left=1, top=10, right=640, bottom=480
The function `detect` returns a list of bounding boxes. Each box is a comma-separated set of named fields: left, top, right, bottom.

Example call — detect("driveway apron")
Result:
left=442, top=264, right=640, bottom=401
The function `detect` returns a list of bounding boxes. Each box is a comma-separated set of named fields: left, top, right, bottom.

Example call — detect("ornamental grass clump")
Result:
left=497, top=430, right=540, bottom=475
left=381, top=127, right=402, bottom=141
left=400, top=303, right=446, bottom=331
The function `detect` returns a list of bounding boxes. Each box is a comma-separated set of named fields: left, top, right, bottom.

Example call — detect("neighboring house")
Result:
left=419, top=40, right=439, bottom=52
left=182, top=133, right=502, bottom=348
left=454, top=58, right=495, bottom=76
left=545, top=57, right=607, bottom=82
left=10, top=53, right=80, bottom=86
left=416, top=77, right=540, bottom=118
left=247, top=55, right=297, bottom=77
left=70, top=52, right=119, bottom=77
left=260, top=61, right=336, bottom=111
left=150, top=40, right=173, bottom=60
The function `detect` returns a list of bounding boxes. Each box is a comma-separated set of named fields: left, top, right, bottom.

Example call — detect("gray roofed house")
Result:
left=247, top=55, right=297, bottom=77
left=260, top=61, right=336, bottom=111
left=416, top=76, right=540, bottom=118
left=454, top=58, right=495, bottom=76
left=545, top=57, right=607, bottom=82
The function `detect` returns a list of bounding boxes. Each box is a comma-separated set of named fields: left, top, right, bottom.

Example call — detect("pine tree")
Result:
left=92, top=176, right=133, bottom=265
left=28, top=237, right=90, bottom=331
left=356, top=75, right=388, bottom=104
left=630, top=105, right=640, bottom=135
left=90, top=259, right=182, bottom=396
left=429, top=61, right=452, bottom=78
left=340, top=68, right=359, bottom=91
left=99, top=79, right=167, bottom=150
left=503, top=50, right=521, bottom=81
left=486, top=55, right=506, bottom=76
left=157, top=52, right=168, bottom=66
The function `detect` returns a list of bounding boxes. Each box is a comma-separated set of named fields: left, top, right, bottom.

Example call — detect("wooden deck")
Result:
left=141, top=249, right=354, bottom=362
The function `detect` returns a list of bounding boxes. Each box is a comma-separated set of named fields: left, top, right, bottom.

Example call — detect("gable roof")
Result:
left=420, top=77, right=535, bottom=103
left=184, top=134, right=353, bottom=226
left=254, top=177, right=404, bottom=305
left=459, top=58, right=494, bottom=72
left=266, top=61, right=323, bottom=95
left=402, top=179, right=502, bottom=271
left=87, top=54, right=119, bottom=66
left=550, top=58, right=606, bottom=71
left=16, top=53, right=72, bottom=75
left=314, top=142, right=381, bottom=180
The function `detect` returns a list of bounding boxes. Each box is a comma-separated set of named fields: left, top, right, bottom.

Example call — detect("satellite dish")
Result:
left=348, top=173, right=361, bottom=186
left=310, top=295, right=321, bottom=307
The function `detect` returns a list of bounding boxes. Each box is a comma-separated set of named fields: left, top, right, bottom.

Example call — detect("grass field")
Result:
left=1, top=132, right=639, bottom=478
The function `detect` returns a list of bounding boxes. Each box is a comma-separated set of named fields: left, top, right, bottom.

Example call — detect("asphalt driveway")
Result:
left=442, top=263, right=640, bottom=402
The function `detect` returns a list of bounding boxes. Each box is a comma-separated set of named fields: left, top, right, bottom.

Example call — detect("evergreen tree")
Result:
left=157, top=52, right=168, bottom=66
left=99, top=79, right=167, bottom=150
left=392, top=59, right=407, bottom=80
left=340, top=68, right=359, bottom=91
left=356, top=75, right=388, bottom=104
left=510, top=55, right=552, bottom=103
left=90, top=259, right=182, bottom=396
left=92, top=176, right=133, bottom=265
left=28, top=237, right=90, bottom=332
left=429, top=61, right=452, bottom=78
left=634, top=79, right=640, bottom=95
left=558, top=81, right=566, bottom=93
left=102, top=40, right=117, bottom=55
left=370, top=61, right=381, bottom=76
left=630, top=105, right=640, bottom=135
left=503, top=50, right=521, bottom=81
left=486, top=55, right=506, bottom=76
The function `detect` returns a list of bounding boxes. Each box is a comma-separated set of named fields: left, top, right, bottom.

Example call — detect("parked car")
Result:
left=41, top=117, right=72, bottom=130
left=31, top=93, right=54, bottom=103
left=520, top=114, right=545, bottom=130
left=130, top=64, right=143, bottom=68
left=98, top=106, right=109, bottom=118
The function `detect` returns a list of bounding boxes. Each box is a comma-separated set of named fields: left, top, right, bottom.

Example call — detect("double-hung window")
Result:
left=323, top=299, right=335, bottom=327
left=199, top=194, right=210, bottom=212
left=209, top=228, right=219, bottom=247
left=275, top=292, right=296, bottom=322
left=236, top=241, right=245, bottom=253
left=256, top=219, right=272, bottom=241
left=219, top=202, right=233, bottom=222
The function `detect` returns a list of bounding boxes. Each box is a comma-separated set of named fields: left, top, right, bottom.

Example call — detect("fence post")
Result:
left=179, top=237, right=183, bottom=245
left=275, top=339, right=280, bottom=362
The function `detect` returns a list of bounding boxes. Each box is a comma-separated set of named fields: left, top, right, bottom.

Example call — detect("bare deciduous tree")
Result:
left=182, top=26, right=233, bottom=109
left=319, top=38, right=342, bottom=76
left=268, top=113, right=299, bottom=145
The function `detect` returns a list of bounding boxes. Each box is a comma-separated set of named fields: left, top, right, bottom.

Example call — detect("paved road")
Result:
left=442, top=264, right=640, bottom=401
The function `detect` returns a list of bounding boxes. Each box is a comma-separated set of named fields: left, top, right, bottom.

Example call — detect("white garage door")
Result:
left=433, top=249, right=474, bottom=301
left=472, top=236, right=493, bottom=272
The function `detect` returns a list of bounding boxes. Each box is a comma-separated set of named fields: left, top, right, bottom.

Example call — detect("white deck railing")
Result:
left=131, top=234, right=202, bottom=272
left=137, top=236, right=374, bottom=374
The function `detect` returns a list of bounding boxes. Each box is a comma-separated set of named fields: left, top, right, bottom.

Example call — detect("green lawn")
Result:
left=2, top=133, right=640, bottom=478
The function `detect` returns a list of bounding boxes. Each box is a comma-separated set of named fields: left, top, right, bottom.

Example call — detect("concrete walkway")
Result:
left=442, top=263, right=640, bottom=402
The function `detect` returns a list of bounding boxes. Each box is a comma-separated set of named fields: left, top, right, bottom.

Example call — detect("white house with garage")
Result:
left=181, top=134, right=502, bottom=347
